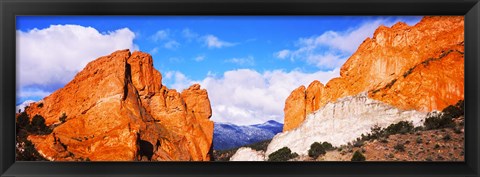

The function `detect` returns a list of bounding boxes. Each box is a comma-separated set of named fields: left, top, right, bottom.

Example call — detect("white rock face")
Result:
left=230, top=147, right=265, bottom=161
left=266, top=92, right=429, bottom=156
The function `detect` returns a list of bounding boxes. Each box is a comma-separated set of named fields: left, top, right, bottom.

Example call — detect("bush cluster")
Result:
left=424, top=100, right=464, bottom=130
left=424, top=114, right=456, bottom=130
left=16, top=112, right=50, bottom=161
left=351, top=150, right=366, bottom=161
left=59, top=113, right=68, bottom=123
left=361, top=121, right=414, bottom=142
left=268, top=147, right=298, bottom=161
left=308, top=142, right=326, bottom=159
left=394, top=142, right=405, bottom=152
left=17, top=112, right=52, bottom=135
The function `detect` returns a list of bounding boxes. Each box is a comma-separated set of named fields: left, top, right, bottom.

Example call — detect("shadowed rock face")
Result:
left=24, top=49, right=213, bottom=161
left=283, top=16, right=464, bottom=132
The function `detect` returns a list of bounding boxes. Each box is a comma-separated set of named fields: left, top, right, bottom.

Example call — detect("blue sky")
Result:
left=16, top=16, right=423, bottom=125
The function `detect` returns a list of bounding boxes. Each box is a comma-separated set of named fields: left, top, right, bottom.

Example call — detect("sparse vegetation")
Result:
left=453, top=127, right=462, bottom=134
left=212, top=139, right=272, bottom=161
left=394, top=142, right=405, bottom=152
left=351, top=150, right=366, bottom=161
left=360, top=121, right=414, bottom=143
left=31, top=114, right=52, bottom=135
left=268, top=147, right=298, bottom=161
left=353, top=138, right=364, bottom=147
left=416, top=137, right=423, bottom=144
left=443, top=134, right=451, bottom=141
left=308, top=142, right=326, bottom=159
left=385, top=79, right=397, bottom=89
left=385, top=121, right=414, bottom=135
left=16, top=112, right=30, bottom=129
left=322, top=142, right=334, bottom=150
left=424, top=100, right=463, bottom=130
left=403, top=67, right=414, bottom=78
left=424, top=114, right=456, bottom=130
left=15, top=112, right=49, bottom=161
left=59, top=113, right=67, bottom=123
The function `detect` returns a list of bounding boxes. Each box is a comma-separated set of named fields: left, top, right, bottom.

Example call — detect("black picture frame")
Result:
left=1, top=0, right=479, bottom=176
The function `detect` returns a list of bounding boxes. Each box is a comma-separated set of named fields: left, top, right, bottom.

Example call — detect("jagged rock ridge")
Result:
left=23, top=49, right=213, bottom=161
left=283, top=16, right=464, bottom=132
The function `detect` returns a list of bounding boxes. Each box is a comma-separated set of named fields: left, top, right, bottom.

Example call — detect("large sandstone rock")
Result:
left=23, top=49, right=213, bottom=161
left=283, top=16, right=464, bottom=131
left=283, top=86, right=306, bottom=132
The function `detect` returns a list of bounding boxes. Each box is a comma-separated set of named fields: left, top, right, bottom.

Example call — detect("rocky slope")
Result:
left=213, top=120, right=283, bottom=150
left=283, top=16, right=464, bottom=132
left=267, top=93, right=428, bottom=157
left=20, top=49, right=213, bottom=161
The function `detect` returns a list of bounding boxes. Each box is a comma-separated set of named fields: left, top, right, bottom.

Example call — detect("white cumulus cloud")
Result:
left=204, top=35, right=235, bottom=48
left=164, top=68, right=340, bottom=125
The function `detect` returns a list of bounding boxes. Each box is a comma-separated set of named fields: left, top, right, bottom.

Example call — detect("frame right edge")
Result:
left=465, top=1, right=480, bottom=177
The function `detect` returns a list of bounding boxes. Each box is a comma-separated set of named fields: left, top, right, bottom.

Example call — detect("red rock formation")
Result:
left=283, top=16, right=464, bottom=132
left=283, top=86, right=306, bottom=132
left=23, top=49, right=213, bottom=161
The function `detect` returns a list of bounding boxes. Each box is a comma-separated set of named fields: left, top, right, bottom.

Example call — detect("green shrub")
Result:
left=394, top=142, right=405, bottom=152
left=454, top=127, right=462, bottom=134
left=442, top=100, right=464, bottom=118
left=16, top=112, right=30, bottom=129
left=268, top=147, right=298, bottom=161
left=443, top=134, right=451, bottom=141
left=425, top=100, right=464, bottom=130
left=361, top=122, right=413, bottom=143
left=413, top=126, right=424, bottom=132
left=351, top=150, right=366, bottom=161
left=322, top=142, right=334, bottom=150
left=30, top=114, right=51, bottom=134
left=385, top=121, right=414, bottom=135
left=59, top=113, right=67, bottom=123
left=424, top=114, right=455, bottom=130
left=353, top=139, right=364, bottom=147
left=308, top=142, right=326, bottom=159
left=15, top=135, right=47, bottom=161
left=416, top=137, right=423, bottom=144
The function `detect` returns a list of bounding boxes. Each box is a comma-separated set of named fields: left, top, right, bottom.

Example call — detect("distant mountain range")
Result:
left=213, top=120, right=283, bottom=150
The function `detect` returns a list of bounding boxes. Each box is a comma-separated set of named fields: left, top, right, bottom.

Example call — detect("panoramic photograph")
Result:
left=15, top=16, right=464, bottom=161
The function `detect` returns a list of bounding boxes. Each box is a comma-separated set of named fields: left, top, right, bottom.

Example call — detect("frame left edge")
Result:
left=1, top=0, right=18, bottom=176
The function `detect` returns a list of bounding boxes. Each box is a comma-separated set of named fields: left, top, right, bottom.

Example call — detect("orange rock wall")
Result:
left=283, top=16, right=464, bottom=132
